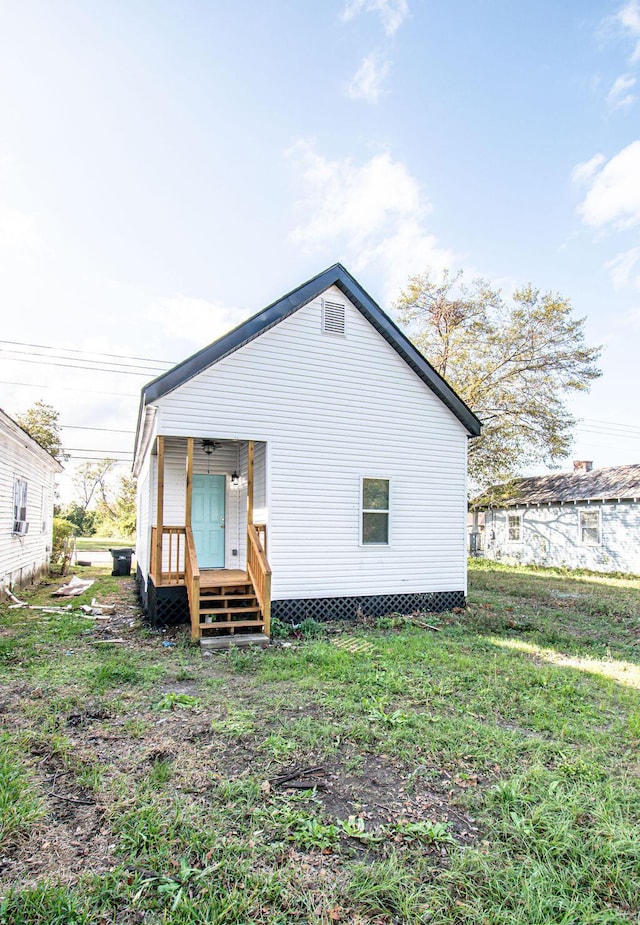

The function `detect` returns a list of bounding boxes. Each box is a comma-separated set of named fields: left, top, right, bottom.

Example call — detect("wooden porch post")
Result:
left=185, top=437, right=194, bottom=527
left=155, top=436, right=165, bottom=583
left=247, top=440, right=254, bottom=526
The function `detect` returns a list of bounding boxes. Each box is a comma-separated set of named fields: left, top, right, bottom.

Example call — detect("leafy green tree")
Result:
left=395, top=269, right=602, bottom=489
left=16, top=400, right=67, bottom=462
left=59, top=500, right=96, bottom=536
left=113, top=474, right=137, bottom=538
left=93, top=475, right=136, bottom=538
left=73, top=458, right=117, bottom=512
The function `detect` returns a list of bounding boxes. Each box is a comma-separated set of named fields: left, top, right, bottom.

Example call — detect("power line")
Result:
left=0, top=339, right=175, bottom=366
left=580, top=417, right=640, bottom=433
left=61, top=425, right=135, bottom=434
left=0, top=379, right=139, bottom=397
left=0, top=353, right=163, bottom=376
left=0, top=347, right=165, bottom=373
left=64, top=447, right=133, bottom=455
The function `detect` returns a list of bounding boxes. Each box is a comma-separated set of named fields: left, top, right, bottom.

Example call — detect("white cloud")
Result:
left=576, top=140, right=640, bottom=229
left=287, top=140, right=455, bottom=300
left=145, top=295, right=245, bottom=349
left=606, top=72, right=637, bottom=109
left=617, top=0, right=640, bottom=62
left=340, top=0, right=409, bottom=36
left=605, top=246, right=640, bottom=288
left=347, top=52, right=391, bottom=103
left=572, top=153, right=606, bottom=185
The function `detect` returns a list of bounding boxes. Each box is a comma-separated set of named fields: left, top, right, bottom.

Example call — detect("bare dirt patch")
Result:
left=0, top=748, right=116, bottom=890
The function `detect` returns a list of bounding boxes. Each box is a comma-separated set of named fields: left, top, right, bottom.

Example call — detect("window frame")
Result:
left=360, top=476, right=391, bottom=547
left=507, top=512, right=522, bottom=543
left=12, top=477, right=28, bottom=535
left=579, top=508, right=601, bottom=546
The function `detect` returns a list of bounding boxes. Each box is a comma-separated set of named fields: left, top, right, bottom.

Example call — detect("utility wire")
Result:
left=0, top=379, right=139, bottom=397
left=0, top=339, right=175, bottom=366
left=61, top=425, right=135, bottom=434
left=0, top=353, right=163, bottom=376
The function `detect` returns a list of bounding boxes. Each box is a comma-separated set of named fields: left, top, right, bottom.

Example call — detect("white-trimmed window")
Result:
left=507, top=513, right=521, bottom=542
left=41, top=486, right=48, bottom=534
left=579, top=510, right=601, bottom=546
left=361, top=477, right=390, bottom=545
left=13, top=478, right=28, bottom=535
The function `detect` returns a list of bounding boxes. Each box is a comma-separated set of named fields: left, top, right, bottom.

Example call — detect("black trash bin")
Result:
left=109, top=547, right=134, bottom=577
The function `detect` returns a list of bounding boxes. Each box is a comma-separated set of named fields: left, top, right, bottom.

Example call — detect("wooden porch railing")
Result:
left=247, top=523, right=271, bottom=637
left=254, top=522, right=267, bottom=555
left=184, top=527, right=201, bottom=641
left=150, top=526, right=186, bottom=585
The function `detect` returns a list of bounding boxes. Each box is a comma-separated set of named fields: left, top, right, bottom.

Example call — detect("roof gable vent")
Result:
left=322, top=299, right=346, bottom=336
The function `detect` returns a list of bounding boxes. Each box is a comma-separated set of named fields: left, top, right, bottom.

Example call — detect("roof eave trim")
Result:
left=138, top=263, right=482, bottom=437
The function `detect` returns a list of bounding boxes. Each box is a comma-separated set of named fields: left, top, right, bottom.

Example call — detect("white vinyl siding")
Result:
left=0, top=413, right=60, bottom=592
left=152, top=285, right=468, bottom=600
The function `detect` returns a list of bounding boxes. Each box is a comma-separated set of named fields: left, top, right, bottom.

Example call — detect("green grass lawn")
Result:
left=0, top=562, right=638, bottom=923
left=74, top=536, right=135, bottom=552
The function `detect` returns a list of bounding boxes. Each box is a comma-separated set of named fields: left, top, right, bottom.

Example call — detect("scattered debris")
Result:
left=52, top=576, right=95, bottom=597
left=269, top=765, right=328, bottom=790
left=410, top=617, right=441, bottom=632
left=332, top=637, right=375, bottom=655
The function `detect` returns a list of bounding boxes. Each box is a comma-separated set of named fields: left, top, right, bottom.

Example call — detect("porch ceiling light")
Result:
left=201, top=439, right=220, bottom=456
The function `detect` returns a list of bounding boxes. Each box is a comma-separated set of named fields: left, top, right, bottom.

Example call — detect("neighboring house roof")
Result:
left=472, top=464, right=640, bottom=508
left=134, top=263, right=482, bottom=460
left=0, top=407, right=64, bottom=472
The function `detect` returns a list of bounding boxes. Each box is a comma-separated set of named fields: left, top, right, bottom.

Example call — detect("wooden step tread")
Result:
left=200, top=586, right=253, bottom=595
left=200, top=606, right=262, bottom=615
left=199, top=619, right=265, bottom=629
left=199, top=593, right=257, bottom=601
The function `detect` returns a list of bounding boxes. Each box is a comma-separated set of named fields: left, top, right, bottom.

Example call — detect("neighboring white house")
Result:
left=471, top=461, right=640, bottom=574
left=133, top=264, right=481, bottom=643
left=0, top=407, right=63, bottom=595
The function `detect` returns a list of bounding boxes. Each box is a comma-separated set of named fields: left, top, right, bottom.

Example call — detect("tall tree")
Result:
left=16, top=400, right=67, bottom=462
left=395, top=269, right=602, bottom=489
left=72, top=458, right=117, bottom=513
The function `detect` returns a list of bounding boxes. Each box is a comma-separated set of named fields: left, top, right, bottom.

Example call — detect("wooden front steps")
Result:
left=197, top=570, right=267, bottom=646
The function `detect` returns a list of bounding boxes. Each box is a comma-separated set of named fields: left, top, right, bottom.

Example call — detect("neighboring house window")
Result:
left=508, top=514, right=521, bottom=542
left=41, top=486, right=47, bottom=533
left=580, top=510, right=601, bottom=545
left=361, top=477, right=390, bottom=545
left=13, top=478, right=28, bottom=535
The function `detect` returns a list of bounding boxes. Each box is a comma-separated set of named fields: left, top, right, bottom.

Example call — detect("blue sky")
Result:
left=1, top=0, right=639, bottom=497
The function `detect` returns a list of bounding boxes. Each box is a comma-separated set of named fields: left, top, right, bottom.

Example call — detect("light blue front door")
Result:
left=192, top=475, right=225, bottom=568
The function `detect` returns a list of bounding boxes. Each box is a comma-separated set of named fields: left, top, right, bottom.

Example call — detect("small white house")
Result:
left=133, top=264, right=481, bottom=643
left=472, top=461, right=640, bottom=574
left=0, top=407, right=63, bottom=595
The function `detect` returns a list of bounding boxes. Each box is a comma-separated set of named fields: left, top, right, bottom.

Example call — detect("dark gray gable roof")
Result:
left=473, top=464, right=640, bottom=508
left=140, top=263, right=481, bottom=436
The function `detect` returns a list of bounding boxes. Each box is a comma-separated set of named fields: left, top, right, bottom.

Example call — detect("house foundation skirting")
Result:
left=139, top=571, right=189, bottom=626
left=137, top=570, right=465, bottom=629
left=271, top=590, right=465, bottom=623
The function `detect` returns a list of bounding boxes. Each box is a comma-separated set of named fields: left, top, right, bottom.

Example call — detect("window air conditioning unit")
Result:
left=13, top=521, right=29, bottom=536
